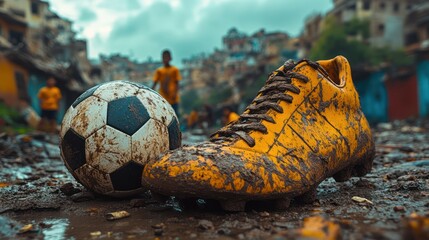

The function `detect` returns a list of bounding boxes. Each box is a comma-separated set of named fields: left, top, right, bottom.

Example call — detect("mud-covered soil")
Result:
left=1, top=119, right=429, bottom=240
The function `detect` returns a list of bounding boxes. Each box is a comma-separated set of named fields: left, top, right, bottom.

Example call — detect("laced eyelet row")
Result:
left=211, top=59, right=323, bottom=147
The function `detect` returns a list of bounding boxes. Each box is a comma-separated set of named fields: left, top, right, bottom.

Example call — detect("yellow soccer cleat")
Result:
left=143, top=56, right=375, bottom=211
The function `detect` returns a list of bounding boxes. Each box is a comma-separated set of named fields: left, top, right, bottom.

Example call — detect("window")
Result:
left=347, top=3, right=356, bottom=10
left=363, top=0, right=371, bottom=10
left=0, top=0, right=4, bottom=8
left=405, top=32, right=419, bottom=45
left=14, top=72, right=29, bottom=101
left=9, top=30, right=24, bottom=45
left=393, top=2, right=400, bottom=12
left=377, top=24, right=385, bottom=36
left=379, top=2, right=385, bottom=10
left=31, top=2, right=39, bottom=15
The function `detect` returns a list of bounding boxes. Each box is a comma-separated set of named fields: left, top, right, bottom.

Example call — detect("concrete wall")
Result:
left=0, top=56, right=29, bottom=107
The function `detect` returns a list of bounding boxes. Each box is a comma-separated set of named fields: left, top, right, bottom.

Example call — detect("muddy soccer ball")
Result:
left=59, top=81, right=181, bottom=197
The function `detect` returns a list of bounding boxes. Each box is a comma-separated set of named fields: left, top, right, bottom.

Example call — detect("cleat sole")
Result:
left=219, top=199, right=246, bottom=212
left=295, top=185, right=318, bottom=204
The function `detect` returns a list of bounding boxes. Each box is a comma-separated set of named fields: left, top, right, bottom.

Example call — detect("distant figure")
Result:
left=187, top=109, right=199, bottom=129
left=202, top=104, right=214, bottom=128
left=222, top=106, right=240, bottom=125
left=38, top=77, right=61, bottom=133
left=152, top=49, right=181, bottom=117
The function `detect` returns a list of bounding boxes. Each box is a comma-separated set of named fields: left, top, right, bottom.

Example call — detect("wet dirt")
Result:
left=1, top=120, right=429, bottom=240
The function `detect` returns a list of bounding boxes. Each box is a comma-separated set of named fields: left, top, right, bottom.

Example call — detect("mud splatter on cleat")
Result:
left=143, top=56, right=375, bottom=211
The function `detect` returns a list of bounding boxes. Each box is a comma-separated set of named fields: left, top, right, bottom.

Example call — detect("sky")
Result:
left=46, top=0, right=333, bottom=64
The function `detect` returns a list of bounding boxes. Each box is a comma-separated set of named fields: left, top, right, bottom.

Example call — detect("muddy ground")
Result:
left=0, top=119, right=428, bottom=240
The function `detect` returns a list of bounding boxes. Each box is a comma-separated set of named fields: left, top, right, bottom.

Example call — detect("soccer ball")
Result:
left=59, top=81, right=181, bottom=197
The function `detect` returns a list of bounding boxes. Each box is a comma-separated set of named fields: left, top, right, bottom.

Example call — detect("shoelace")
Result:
left=211, top=59, right=324, bottom=147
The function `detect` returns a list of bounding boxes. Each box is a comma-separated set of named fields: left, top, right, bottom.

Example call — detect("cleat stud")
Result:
left=333, top=167, right=353, bottom=182
left=219, top=199, right=246, bottom=212
left=353, top=158, right=373, bottom=177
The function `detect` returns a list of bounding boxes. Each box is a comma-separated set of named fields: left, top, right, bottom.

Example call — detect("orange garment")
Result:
left=38, top=86, right=62, bottom=110
left=153, top=66, right=181, bottom=104
left=227, top=112, right=240, bottom=124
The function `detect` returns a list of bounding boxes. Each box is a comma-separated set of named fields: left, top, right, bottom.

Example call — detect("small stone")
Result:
left=105, top=211, right=130, bottom=221
left=397, top=175, right=416, bottom=181
left=90, top=231, right=101, bottom=237
left=273, top=221, right=289, bottom=228
left=198, top=219, right=214, bottom=230
left=352, top=196, right=373, bottom=205
left=259, top=211, right=270, bottom=217
left=151, top=223, right=166, bottom=229
left=59, top=183, right=81, bottom=196
left=217, top=228, right=231, bottom=235
left=189, top=233, right=198, bottom=238
left=18, top=224, right=33, bottom=234
left=394, top=206, right=405, bottom=212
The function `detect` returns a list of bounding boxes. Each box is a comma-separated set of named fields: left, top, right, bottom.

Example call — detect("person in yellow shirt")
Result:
left=152, top=49, right=181, bottom=117
left=37, top=77, right=62, bottom=133
left=222, top=106, right=240, bottom=125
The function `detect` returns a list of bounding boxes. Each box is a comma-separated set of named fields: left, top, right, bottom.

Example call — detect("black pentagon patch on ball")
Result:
left=107, top=96, right=150, bottom=135
left=61, top=129, right=86, bottom=171
left=110, top=161, right=144, bottom=191
left=72, top=83, right=104, bottom=108
left=168, top=118, right=181, bottom=150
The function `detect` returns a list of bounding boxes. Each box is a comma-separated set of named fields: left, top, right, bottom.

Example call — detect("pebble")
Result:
left=259, top=211, right=270, bottom=217
left=394, top=206, right=405, bottom=212
left=198, top=219, right=214, bottom=230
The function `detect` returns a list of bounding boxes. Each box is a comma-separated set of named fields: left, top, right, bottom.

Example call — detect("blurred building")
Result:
left=302, top=0, right=425, bottom=55
left=404, top=2, right=429, bottom=53
left=182, top=28, right=298, bottom=106
left=99, top=54, right=162, bottom=87
left=0, top=0, right=92, bottom=121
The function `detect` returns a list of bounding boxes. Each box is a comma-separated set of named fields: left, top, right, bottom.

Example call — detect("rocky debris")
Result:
left=0, top=119, right=428, bottom=239
left=59, top=183, right=82, bottom=196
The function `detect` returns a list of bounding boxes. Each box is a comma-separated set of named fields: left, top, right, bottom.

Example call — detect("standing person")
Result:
left=152, top=49, right=181, bottom=118
left=37, top=77, right=62, bottom=133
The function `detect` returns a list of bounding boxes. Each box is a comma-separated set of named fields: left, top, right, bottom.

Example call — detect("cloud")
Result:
left=78, top=8, right=97, bottom=23
left=96, top=0, right=141, bottom=11
left=46, top=0, right=333, bottom=63
left=104, top=0, right=332, bottom=63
